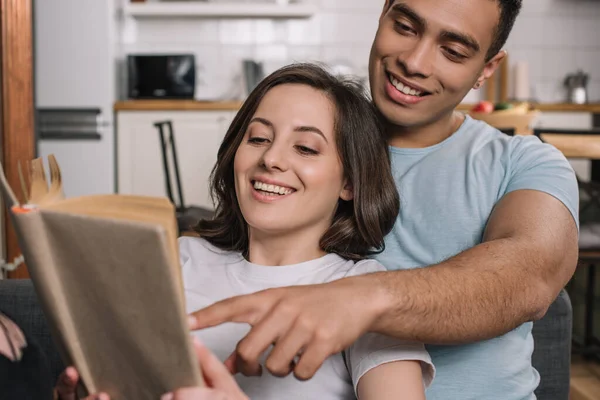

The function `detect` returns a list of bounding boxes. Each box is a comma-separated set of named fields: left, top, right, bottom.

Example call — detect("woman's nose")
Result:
left=260, top=143, right=288, bottom=172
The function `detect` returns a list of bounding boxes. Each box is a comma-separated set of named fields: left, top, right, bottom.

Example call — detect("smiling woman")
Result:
left=197, top=63, right=400, bottom=262
left=174, top=63, right=434, bottom=400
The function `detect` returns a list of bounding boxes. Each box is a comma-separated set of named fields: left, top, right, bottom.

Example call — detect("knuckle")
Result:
left=236, top=341, right=256, bottom=363
left=314, top=327, right=335, bottom=343
left=293, top=365, right=314, bottom=381
left=296, top=315, right=315, bottom=332
left=276, top=301, right=298, bottom=317
left=265, top=358, right=291, bottom=377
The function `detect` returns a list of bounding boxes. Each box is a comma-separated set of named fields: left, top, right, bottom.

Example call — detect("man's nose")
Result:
left=398, top=39, right=435, bottom=78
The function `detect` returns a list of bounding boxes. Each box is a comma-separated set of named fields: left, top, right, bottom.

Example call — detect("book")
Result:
left=0, top=155, right=204, bottom=399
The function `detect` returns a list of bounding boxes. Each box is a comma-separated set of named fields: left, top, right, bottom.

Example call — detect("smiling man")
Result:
left=189, top=1, right=580, bottom=399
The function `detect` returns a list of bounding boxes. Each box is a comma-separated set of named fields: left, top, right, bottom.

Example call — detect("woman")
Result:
left=57, top=63, right=434, bottom=400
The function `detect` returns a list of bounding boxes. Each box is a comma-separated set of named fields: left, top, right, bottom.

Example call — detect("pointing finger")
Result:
left=188, top=293, right=270, bottom=331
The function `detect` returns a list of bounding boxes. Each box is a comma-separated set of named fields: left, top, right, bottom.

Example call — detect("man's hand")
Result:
left=188, top=275, right=386, bottom=380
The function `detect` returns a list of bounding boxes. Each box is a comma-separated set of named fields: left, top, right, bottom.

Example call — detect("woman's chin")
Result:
left=246, top=220, right=291, bottom=237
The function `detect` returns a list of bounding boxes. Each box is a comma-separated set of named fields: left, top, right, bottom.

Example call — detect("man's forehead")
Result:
left=387, top=0, right=500, bottom=49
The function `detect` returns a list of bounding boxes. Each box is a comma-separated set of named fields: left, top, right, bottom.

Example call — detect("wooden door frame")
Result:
left=0, top=0, right=35, bottom=278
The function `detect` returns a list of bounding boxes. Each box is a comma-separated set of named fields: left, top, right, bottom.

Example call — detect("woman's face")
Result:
left=234, top=84, right=353, bottom=240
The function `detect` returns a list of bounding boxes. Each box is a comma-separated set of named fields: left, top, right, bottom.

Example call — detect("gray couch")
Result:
left=0, top=279, right=573, bottom=399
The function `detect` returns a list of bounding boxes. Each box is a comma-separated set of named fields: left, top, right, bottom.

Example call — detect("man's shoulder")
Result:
left=456, top=116, right=567, bottom=167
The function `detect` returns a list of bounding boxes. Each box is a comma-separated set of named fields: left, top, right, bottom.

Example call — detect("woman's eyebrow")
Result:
left=249, top=117, right=274, bottom=129
left=250, top=117, right=327, bottom=143
left=294, top=125, right=328, bottom=143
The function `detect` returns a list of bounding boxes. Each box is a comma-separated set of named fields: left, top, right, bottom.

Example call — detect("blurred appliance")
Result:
left=242, top=59, right=265, bottom=97
left=564, top=70, right=589, bottom=104
left=34, top=0, right=116, bottom=197
left=127, top=55, right=196, bottom=99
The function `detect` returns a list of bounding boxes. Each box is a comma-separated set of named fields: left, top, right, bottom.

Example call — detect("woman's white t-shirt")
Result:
left=180, top=237, right=434, bottom=400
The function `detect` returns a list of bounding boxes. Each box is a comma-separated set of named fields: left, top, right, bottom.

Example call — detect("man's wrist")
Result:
left=354, top=271, right=393, bottom=333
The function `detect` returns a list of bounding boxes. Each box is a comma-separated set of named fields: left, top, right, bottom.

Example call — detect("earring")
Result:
left=474, top=82, right=481, bottom=89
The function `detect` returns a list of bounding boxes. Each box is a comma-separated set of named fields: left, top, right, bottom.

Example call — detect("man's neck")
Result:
left=387, top=111, right=465, bottom=149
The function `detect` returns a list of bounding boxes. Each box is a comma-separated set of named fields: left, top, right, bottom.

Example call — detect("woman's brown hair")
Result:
left=195, top=63, right=399, bottom=261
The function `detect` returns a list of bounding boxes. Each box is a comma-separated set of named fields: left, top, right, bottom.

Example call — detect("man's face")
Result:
left=369, top=0, right=505, bottom=129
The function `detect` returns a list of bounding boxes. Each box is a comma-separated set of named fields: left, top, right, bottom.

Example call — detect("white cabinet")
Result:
left=117, top=110, right=236, bottom=210
left=533, top=112, right=594, bottom=181
left=533, top=112, right=593, bottom=130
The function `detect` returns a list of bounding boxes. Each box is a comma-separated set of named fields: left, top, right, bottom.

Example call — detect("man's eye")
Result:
left=443, top=47, right=467, bottom=62
left=295, top=145, right=318, bottom=155
left=394, top=21, right=416, bottom=35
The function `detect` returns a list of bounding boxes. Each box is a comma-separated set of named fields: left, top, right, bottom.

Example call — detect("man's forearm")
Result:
left=364, top=237, right=573, bottom=344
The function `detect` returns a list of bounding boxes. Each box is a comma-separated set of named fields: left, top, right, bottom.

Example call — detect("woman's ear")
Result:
left=340, top=180, right=354, bottom=201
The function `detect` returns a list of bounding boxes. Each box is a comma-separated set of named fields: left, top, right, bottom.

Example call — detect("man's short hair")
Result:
left=384, top=0, right=523, bottom=61
left=487, top=0, right=522, bottom=60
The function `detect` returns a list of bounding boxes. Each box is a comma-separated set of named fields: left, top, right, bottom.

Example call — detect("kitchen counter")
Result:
left=457, top=103, right=600, bottom=113
left=115, top=100, right=600, bottom=113
left=114, top=100, right=243, bottom=111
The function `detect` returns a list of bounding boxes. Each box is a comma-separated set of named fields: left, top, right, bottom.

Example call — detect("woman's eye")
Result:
left=248, top=137, right=269, bottom=145
left=295, top=145, right=319, bottom=155
left=394, top=21, right=416, bottom=35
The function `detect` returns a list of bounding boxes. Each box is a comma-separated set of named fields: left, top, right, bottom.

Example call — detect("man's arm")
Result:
left=189, top=190, right=578, bottom=379
left=370, top=189, right=578, bottom=343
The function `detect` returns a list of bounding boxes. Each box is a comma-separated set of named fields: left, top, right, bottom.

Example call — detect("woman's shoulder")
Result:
left=342, top=258, right=387, bottom=278
left=178, top=236, right=242, bottom=266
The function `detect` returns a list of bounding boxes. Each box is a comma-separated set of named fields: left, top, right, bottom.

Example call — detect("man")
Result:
left=189, top=0, right=579, bottom=399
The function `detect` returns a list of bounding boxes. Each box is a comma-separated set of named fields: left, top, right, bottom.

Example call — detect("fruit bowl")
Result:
left=468, top=102, right=540, bottom=135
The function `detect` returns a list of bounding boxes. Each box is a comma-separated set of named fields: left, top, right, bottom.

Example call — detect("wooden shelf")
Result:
left=115, top=100, right=600, bottom=113
left=114, top=100, right=243, bottom=111
left=123, top=2, right=317, bottom=19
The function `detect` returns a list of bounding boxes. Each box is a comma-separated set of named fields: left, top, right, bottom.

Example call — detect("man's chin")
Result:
left=377, top=101, right=431, bottom=130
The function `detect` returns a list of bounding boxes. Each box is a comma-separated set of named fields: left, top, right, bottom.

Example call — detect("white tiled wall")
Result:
left=119, top=0, right=600, bottom=103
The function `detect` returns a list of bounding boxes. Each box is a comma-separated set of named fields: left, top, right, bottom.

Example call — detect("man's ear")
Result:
left=473, top=50, right=507, bottom=90
left=340, top=181, right=354, bottom=201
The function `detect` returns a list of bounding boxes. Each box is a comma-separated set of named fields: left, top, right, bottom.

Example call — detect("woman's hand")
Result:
left=161, top=337, right=248, bottom=400
left=55, top=367, right=108, bottom=400
left=55, top=337, right=246, bottom=400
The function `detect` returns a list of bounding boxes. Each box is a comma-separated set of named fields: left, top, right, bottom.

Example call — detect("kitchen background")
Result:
left=33, top=0, right=600, bottom=200
left=121, top=0, right=600, bottom=104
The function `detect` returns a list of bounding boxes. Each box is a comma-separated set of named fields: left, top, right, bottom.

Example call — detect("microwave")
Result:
left=127, top=54, right=196, bottom=99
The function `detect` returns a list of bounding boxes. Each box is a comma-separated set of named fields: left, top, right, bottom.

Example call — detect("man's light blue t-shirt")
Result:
left=373, top=115, right=579, bottom=400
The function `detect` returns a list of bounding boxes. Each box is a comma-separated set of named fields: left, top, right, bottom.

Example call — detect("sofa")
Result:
left=0, top=279, right=573, bottom=399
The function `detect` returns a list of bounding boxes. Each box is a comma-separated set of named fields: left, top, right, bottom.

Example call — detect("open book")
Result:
left=0, top=155, right=204, bottom=399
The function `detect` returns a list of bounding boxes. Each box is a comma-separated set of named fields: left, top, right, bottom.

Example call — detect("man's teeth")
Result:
left=253, top=181, right=293, bottom=195
left=389, top=75, right=423, bottom=97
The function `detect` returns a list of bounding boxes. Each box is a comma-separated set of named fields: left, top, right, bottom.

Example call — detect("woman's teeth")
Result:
left=253, top=181, right=293, bottom=196
left=389, top=75, right=423, bottom=97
